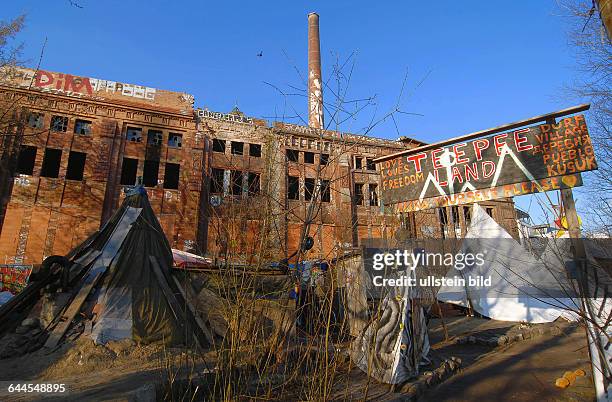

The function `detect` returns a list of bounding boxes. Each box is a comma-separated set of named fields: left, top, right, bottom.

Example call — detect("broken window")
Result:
left=286, top=149, right=299, bottom=162
left=126, top=127, right=143, bottom=143
left=320, top=180, right=330, bottom=202
left=50, top=115, right=68, bottom=132
left=354, top=183, right=364, bottom=205
left=210, top=168, right=225, bottom=193
left=231, top=142, right=244, bottom=156
left=74, top=119, right=92, bottom=135
left=304, top=178, right=315, bottom=201
left=231, top=170, right=243, bottom=195
left=163, top=163, right=180, bottom=189
left=366, top=158, right=376, bottom=171
left=248, top=172, right=260, bottom=196
left=27, top=113, right=44, bottom=129
left=320, top=153, right=329, bottom=166
left=147, top=130, right=163, bottom=146
left=354, top=156, right=363, bottom=169
left=66, top=151, right=86, bottom=181
left=40, top=148, right=62, bottom=178
left=212, top=139, right=226, bottom=152
left=486, top=207, right=494, bottom=218
left=120, top=158, right=138, bottom=185
left=143, top=160, right=159, bottom=187
left=304, top=152, right=314, bottom=164
left=249, top=143, right=261, bottom=157
left=168, top=133, right=182, bottom=148
left=369, top=183, right=379, bottom=206
left=288, top=176, right=299, bottom=200
left=16, top=146, right=37, bottom=175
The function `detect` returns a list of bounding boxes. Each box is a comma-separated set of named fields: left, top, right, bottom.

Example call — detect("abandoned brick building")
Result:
left=0, top=67, right=518, bottom=265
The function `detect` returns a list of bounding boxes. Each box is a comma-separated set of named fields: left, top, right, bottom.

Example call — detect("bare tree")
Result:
left=561, top=1, right=612, bottom=235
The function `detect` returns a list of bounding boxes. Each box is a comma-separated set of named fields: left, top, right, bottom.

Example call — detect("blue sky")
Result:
left=1, top=1, right=592, bottom=224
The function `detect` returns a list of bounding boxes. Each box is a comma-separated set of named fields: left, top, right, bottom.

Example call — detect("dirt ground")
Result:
left=0, top=316, right=597, bottom=401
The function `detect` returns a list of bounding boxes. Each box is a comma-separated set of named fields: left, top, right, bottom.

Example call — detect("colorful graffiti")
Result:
left=15, top=69, right=157, bottom=100
left=0, top=264, right=32, bottom=294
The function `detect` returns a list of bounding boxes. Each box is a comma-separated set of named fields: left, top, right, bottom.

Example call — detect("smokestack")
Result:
left=308, top=12, right=324, bottom=129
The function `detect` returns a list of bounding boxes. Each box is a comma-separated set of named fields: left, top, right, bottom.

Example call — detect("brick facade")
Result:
left=0, top=68, right=519, bottom=264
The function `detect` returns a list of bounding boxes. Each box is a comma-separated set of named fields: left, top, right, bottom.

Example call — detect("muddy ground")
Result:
left=0, top=316, right=596, bottom=401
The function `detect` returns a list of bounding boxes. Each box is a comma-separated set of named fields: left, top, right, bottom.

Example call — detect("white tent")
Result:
left=437, top=203, right=579, bottom=323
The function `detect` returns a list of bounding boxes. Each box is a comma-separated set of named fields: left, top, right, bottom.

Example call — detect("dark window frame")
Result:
left=231, top=141, right=244, bottom=156
left=147, top=129, right=163, bottom=146
left=74, top=119, right=92, bottom=135
left=212, top=139, right=226, bottom=153
left=120, top=158, right=138, bottom=185
left=40, top=148, right=62, bottom=178
left=168, top=133, right=183, bottom=148
left=249, top=143, right=261, bottom=158
left=286, top=149, right=299, bottom=162
left=27, top=113, right=44, bottom=129
left=354, top=183, right=364, bottom=205
left=66, top=151, right=87, bottom=181
left=287, top=175, right=299, bottom=200
left=16, top=146, right=37, bottom=175
left=143, top=160, right=160, bottom=187
left=126, top=127, right=143, bottom=143
left=50, top=115, right=68, bottom=132
left=210, top=168, right=225, bottom=194
left=163, top=163, right=180, bottom=189
left=304, top=152, right=315, bottom=164
left=304, top=178, right=315, bottom=200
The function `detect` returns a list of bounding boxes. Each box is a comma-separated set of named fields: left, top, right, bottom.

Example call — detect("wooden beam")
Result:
left=374, top=104, right=590, bottom=163
left=172, top=275, right=215, bottom=345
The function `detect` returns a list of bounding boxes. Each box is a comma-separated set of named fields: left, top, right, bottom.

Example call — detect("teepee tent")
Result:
left=437, top=203, right=579, bottom=323
left=86, top=186, right=183, bottom=345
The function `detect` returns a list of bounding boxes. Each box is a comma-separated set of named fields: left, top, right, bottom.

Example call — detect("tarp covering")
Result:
left=89, top=186, right=182, bottom=345
left=172, top=249, right=213, bottom=270
left=437, top=204, right=579, bottom=323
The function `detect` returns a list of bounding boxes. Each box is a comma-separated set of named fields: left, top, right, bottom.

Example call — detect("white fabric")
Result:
left=437, top=204, right=579, bottom=323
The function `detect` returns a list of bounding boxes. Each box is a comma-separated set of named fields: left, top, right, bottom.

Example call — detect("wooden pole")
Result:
left=550, top=114, right=608, bottom=401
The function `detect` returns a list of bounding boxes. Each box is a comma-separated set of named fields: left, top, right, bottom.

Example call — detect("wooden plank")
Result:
left=374, top=103, right=590, bottom=163
left=44, top=207, right=141, bottom=349
left=172, top=274, right=215, bottom=345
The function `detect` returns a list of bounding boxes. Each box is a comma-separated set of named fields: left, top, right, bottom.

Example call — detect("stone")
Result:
left=467, top=336, right=476, bottom=344
left=15, top=326, right=29, bottom=335
left=21, top=318, right=40, bottom=328
left=487, top=338, right=498, bottom=347
left=514, top=333, right=524, bottom=342
left=497, top=335, right=509, bottom=345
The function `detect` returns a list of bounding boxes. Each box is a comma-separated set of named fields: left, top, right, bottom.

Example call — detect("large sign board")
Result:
left=379, top=114, right=597, bottom=212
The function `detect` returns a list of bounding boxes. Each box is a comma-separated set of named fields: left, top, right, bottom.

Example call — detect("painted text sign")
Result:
left=379, top=114, right=596, bottom=210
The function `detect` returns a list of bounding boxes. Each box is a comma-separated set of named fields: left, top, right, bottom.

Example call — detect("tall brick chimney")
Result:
left=308, top=12, right=324, bottom=129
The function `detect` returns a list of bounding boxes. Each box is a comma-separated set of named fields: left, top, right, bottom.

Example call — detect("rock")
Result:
left=456, top=337, right=466, bottom=344
left=15, top=326, right=30, bottom=335
left=555, top=377, right=570, bottom=388
left=514, top=333, right=524, bottom=342
left=450, top=356, right=462, bottom=366
left=487, top=338, right=498, bottom=347
left=21, top=317, right=40, bottom=329
left=467, top=336, right=476, bottom=344
left=550, top=326, right=562, bottom=335
left=496, top=335, right=508, bottom=346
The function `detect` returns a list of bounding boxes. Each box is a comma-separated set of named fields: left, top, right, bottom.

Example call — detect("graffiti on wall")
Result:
left=196, top=109, right=253, bottom=124
left=14, top=69, right=157, bottom=101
